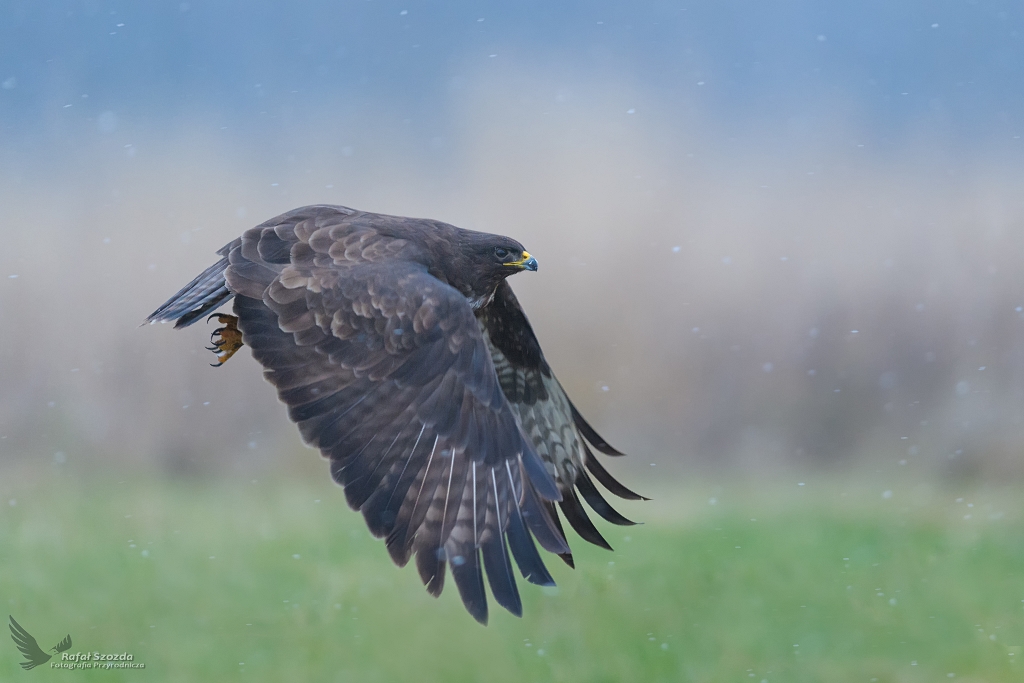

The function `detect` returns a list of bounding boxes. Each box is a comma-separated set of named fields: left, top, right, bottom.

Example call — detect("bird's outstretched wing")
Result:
left=225, top=214, right=566, bottom=624
left=9, top=616, right=52, bottom=670
left=52, top=634, right=72, bottom=653
left=477, top=282, right=646, bottom=566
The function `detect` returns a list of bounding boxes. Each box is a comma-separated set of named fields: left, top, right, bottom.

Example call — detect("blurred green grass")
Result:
left=1, top=472, right=1022, bottom=682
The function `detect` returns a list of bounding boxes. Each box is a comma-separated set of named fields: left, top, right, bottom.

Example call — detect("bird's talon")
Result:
left=206, top=314, right=243, bottom=366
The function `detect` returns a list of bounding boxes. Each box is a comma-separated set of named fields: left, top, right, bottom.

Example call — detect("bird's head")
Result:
left=444, top=231, right=538, bottom=307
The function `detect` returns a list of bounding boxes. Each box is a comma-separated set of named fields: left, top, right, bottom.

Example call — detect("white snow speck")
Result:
left=292, top=554, right=301, bottom=559
left=817, top=34, right=827, bottom=41
left=8, top=274, right=18, bottom=279
left=762, top=362, right=774, bottom=373
left=627, top=108, right=636, bottom=114
left=697, top=81, right=705, bottom=85
left=400, top=9, right=408, bottom=15
left=931, top=23, right=939, bottom=28
left=882, top=490, right=893, bottom=500
left=2, top=77, right=16, bottom=90
left=708, top=497, right=717, bottom=505
left=672, top=245, right=680, bottom=252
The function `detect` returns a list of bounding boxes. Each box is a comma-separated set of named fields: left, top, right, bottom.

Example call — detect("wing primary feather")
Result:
left=504, top=462, right=555, bottom=586
left=339, top=408, right=420, bottom=509
left=558, top=487, right=613, bottom=550
left=363, top=422, right=428, bottom=539
left=520, top=476, right=571, bottom=555
left=439, top=449, right=458, bottom=542
left=569, top=401, right=624, bottom=455
left=415, top=449, right=455, bottom=595
left=383, top=422, right=426, bottom=512
left=543, top=500, right=575, bottom=568
left=329, top=430, right=381, bottom=502
left=418, top=549, right=446, bottom=597
left=472, top=461, right=479, bottom=547
left=574, top=467, right=638, bottom=526
left=450, top=548, right=488, bottom=625
left=520, top=446, right=561, bottom=501
left=387, top=435, right=442, bottom=560
left=439, top=450, right=471, bottom=549
left=480, top=470, right=523, bottom=616
left=583, top=442, right=649, bottom=501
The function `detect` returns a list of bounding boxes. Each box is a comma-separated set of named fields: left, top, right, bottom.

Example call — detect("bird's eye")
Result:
left=494, top=247, right=510, bottom=260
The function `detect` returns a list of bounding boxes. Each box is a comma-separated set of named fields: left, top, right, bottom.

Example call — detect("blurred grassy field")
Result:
left=1, top=470, right=1022, bottom=682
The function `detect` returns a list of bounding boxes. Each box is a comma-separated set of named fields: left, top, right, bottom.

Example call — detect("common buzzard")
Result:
left=146, top=205, right=643, bottom=623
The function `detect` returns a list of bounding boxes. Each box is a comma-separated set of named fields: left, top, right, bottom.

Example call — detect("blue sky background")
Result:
left=2, top=0, right=1023, bottom=159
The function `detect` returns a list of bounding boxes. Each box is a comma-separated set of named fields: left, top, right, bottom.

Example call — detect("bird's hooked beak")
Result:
left=509, top=251, right=538, bottom=271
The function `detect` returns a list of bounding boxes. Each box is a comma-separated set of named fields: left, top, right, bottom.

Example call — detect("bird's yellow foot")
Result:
left=207, top=314, right=244, bottom=367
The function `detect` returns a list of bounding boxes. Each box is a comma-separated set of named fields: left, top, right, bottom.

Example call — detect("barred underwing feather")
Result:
left=478, top=281, right=644, bottom=554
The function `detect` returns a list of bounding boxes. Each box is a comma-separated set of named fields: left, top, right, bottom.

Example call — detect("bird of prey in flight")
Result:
left=146, top=205, right=643, bottom=623
left=9, top=616, right=72, bottom=670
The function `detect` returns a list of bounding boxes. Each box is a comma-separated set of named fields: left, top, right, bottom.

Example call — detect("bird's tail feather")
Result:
left=145, top=256, right=233, bottom=328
